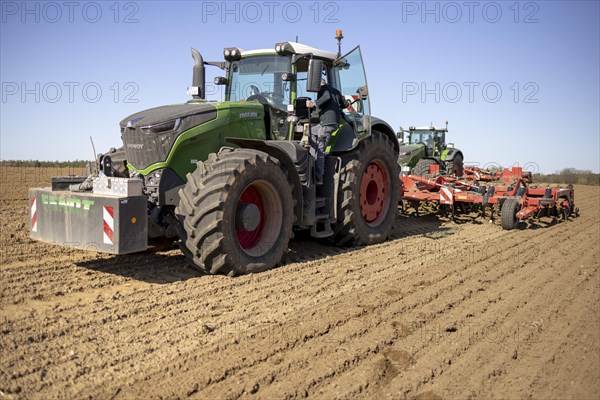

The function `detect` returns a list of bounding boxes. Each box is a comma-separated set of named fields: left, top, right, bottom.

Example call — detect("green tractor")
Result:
left=396, top=123, right=464, bottom=176
left=29, top=34, right=401, bottom=275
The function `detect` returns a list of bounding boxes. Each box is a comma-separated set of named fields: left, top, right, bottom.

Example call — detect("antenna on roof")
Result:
left=295, top=35, right=298, bottom=42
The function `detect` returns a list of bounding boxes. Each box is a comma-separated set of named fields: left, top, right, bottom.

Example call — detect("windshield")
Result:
left=410, top=131, right=435, bottom=145
left=227, top=55, right=292, bottom=111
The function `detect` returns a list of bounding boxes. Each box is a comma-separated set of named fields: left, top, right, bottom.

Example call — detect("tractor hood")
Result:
left=397, top=144, right=424, bottom=165
left=120, top=103, right=217, bottom=171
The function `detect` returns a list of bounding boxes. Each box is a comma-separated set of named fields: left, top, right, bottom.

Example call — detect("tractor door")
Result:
left=333, top=46, right=371, bottom=139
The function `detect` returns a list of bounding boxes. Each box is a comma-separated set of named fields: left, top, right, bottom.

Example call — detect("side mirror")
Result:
left=396, top=126, right=404, bottom=143
left=306, top=59, right=323, bottom=93
left=357, top=86, right=368, bottom=99
left=295, top=97, right=310, bottom=118
left=214, top=76, right=227, bottom=85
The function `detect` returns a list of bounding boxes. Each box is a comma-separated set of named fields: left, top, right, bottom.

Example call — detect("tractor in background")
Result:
left=397, top=122, right=464, bottom=176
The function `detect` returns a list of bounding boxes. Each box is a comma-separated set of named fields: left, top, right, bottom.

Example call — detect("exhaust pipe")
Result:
left=190, top=47, right=205, bottom=100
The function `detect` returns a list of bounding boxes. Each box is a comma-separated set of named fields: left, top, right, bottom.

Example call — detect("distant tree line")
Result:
left=534, top=168, right=599, bottom=185
left=0, top=160, right=89, bottom=168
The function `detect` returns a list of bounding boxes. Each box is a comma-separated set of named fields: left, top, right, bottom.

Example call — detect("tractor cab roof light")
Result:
left=223, top=47, right=242, bottom=62
left=275, top=42, right=294, bottom=55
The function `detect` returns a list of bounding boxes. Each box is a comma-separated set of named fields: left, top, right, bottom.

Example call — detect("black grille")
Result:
left=120, top=103, right=217, bottom=170
left=122, top=126, right=176, bottom=171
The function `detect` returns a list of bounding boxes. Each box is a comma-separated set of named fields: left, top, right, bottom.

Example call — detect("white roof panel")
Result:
left=240, top=42, right=338, bottom=61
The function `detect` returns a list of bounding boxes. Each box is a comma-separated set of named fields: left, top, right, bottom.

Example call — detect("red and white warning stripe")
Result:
left=103, top=206, right=114, bottom=244
left=30, top=197, right=38, bottom=232
left=440, top=187, right=454, bottom=205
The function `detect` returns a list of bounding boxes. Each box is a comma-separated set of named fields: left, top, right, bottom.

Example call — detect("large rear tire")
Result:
left=332, top=130, right=400, bottom=246
left=175, top=149, right=294, bottom=275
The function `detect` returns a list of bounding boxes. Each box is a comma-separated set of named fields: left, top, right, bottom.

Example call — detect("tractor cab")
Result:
left=212, top=41, right=372, bottom=151
left=398, top=122, right=464, bottom=177
left=407, top=125, right=448, bottom=157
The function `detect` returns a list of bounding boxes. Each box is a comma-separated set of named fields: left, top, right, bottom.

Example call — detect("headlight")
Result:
left=141, top=118, right=181, bottom=134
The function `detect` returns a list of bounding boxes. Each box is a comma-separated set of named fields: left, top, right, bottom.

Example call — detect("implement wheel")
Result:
left=501, top=197, right=521, bottom=230
left=176, top=149, right=294, bottom=275
left=332, top=130, right=400, bottom=246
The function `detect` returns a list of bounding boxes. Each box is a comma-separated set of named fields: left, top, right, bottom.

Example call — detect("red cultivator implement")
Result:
left=400, top=167, right=578, bottom=229
left=463, top=166, right=533, bottom=184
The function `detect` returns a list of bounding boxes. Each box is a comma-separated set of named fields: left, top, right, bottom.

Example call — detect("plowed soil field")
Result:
left=1, top=167, right=598, bottom=399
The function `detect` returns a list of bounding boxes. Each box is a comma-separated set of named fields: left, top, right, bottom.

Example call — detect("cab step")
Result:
left=311, top=213, right=334, bottom=238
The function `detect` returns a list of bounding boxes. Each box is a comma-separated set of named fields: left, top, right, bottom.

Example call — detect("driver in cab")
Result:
left=306, top=79, right=349, bottom=185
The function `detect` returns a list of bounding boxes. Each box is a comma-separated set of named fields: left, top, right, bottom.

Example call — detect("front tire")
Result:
left=414, top=158, right=436, bottom=177
left=446, top=153, right=464, bottom=176
left=176, top=149, right=294, bottom=275
left=332, top=130, right=400, bottom=246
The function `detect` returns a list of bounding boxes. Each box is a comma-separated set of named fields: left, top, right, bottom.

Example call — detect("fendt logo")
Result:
left=127, top=143, right=144, bottom=150
left=239, top=111, right=258, bottom=119
left=40, top=194, right=94, bottom=214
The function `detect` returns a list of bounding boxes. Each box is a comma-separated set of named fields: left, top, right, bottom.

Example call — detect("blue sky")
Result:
left=1, top=0, right=599, bottom=173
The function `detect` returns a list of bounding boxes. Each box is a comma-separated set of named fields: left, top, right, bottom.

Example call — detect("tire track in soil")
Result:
left=91, top=205, right=592, bottom=398
left=0, top=227, right=576, bottom=396
left=365, top=219, right=599, bottom=399
left=0, top=220, right=500, bottom=398
left=0, top=181, right=598, bottom=399
left=237, top=214, right=597, bottom=398
left=111, top=189, right=596, bottom=398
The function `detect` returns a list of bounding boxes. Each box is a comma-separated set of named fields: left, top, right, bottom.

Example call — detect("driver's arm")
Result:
left=315, top=89, right=331, bottom=108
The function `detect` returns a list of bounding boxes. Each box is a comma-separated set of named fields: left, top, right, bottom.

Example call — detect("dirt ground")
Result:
left=1, top=166, right=599, bottom=399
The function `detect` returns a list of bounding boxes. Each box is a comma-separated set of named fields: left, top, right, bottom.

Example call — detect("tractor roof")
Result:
left=409, top=125, right=448, bottom=132
left=241, top=42, right=338, bottom=61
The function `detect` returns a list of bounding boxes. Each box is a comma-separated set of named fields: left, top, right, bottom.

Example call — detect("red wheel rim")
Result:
left=359, top=160, right=390, bottom=226
left=236, top=185, right=266, bottom=250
